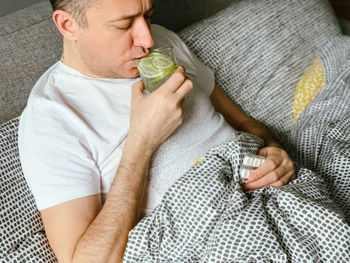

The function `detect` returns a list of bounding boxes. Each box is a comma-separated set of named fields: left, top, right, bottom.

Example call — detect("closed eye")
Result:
left=117, top=24, right=132, bottom=30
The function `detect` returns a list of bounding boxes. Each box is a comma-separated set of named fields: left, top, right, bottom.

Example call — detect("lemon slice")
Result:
left=152, top=55, right=175, bottom=70
left=137, top=52, right=175, bottom=78
left=137, top=57, right=163, bottom=78
left=149, top=66, right=177, bottom=84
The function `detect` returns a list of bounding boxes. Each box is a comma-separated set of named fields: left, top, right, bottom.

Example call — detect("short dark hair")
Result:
left=49, top=0, right=98, bottom=27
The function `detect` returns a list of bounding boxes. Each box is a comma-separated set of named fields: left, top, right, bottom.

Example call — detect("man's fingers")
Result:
left=243, top=146, right=296, bottom=192
left=175, top=78, right=193, bottom=101
left=158, top=66, right=186, bottom=93
left=289, top=172, right=296, bottom=182
left=247, top=156, right=281, bottom=183
left=131, top=80, right=144, bottom=100
left=270, top=172, right=295, bottom=188
left=258, top=147, right=269, bottom=156
left=244, top=164, right=286, bottom=191
left=174, top=65, right=186, bottom=77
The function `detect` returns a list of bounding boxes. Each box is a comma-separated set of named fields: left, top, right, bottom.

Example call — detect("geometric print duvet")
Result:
left=123, top=132, right=350, bottom=262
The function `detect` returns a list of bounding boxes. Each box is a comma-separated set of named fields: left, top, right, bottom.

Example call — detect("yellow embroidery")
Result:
left=191, top=156, right=204, bottom=168
left=293, top=57, right=325, bottom=122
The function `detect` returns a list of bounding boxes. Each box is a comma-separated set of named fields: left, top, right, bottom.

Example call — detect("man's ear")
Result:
left=52, top=10, right=79, bottom=41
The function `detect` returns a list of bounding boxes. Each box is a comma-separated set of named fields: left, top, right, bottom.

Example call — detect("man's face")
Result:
left=74, top=0, right=155, bottom=78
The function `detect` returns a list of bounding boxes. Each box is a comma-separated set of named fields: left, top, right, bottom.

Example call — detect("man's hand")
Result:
left=129, top=66, right=193, bottom=152
left=209, top=84, right=296, bottom=191
left=243, top=146, right=295, bottom=191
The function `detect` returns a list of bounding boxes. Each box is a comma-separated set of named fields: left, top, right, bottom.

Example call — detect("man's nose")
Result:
left=133, top=18, right=155, bottom=49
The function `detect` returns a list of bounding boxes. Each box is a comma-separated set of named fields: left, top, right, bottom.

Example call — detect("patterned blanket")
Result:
left=123, top=132, right=350, bottom=262
left=286, top=36, right=350, bottom=222
left=1, top=1, right=349, bottom=261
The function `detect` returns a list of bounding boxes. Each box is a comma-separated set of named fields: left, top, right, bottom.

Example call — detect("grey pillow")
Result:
left=178, top=0, right=342, bottom=139
left=0, top=117, right=57, bottom=262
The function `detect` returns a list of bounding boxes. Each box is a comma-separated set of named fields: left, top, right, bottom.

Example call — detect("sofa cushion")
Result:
left=0, top=117, right=57, bottom=262
left=178, top=0, right=342, bottom=139
left=0, top=2, right=62, bottom=125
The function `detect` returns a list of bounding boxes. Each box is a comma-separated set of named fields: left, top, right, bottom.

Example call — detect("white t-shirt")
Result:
left=18, top=24, right=236, bottom=216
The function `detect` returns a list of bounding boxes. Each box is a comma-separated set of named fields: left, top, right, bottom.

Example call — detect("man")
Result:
left=18, top=0, right=295, bottom=262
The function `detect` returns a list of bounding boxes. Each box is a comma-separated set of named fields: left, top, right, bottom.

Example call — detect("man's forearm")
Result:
left=210, top=85, right=280, bottom=147
left=72, top=135, right=152, bottom=263
left=69, top=68, right=191, bottom=263
left=237, top=118, right=281, bottom=147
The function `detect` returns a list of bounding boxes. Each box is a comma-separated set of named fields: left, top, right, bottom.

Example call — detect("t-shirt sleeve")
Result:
left=151, top=24, right=216, bottom=96
left=18, top=96, right=101, bottom=211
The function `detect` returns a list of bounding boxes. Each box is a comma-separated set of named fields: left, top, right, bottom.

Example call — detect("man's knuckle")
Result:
left=166, top=96, right=176, bottom=108
left=178, top=65, right=185, bottom=72
left=169, top=102, right=178, bottom=111
left=271, top=171, right=279, bottom=181
left=269, top=160, right=277, bottom=170
left=281, top=165, right=287, bottom=175
left=288, top=161, right=294, bottom=170
left=185, top=79, right=193, bottom=88
left=175, top=71, right=185, bottom=82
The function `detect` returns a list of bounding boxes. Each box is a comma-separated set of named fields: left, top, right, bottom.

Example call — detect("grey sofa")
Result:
left=1, top=0, right=349, bottom=262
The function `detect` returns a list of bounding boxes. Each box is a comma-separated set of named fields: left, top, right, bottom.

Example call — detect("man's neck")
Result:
left=62, top=39, right=101, bottom=78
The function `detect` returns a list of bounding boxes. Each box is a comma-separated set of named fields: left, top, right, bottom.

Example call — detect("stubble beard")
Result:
left=82, top=53, right=122, bottom=78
